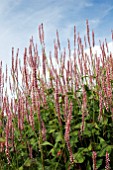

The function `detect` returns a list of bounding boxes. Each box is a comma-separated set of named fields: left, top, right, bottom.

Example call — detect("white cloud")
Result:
left=0, top=1, right=64, bottom=68
left=85, top=42, right=113, bottom=59
left=0, top=0, right=112, bottom=72
left=84, top=2, right=93, bottom=7
left=0, top=0, right=22, bottom=16
left=102, top=5, right=113, bottom=18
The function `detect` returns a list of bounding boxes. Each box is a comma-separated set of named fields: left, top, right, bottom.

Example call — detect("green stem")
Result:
left=39, top=134, right=44, bottom=170
left=38, top=121, right=45, bottom=170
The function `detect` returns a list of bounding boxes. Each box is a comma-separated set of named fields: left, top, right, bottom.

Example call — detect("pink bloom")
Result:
left=92, top=151, right=97, bottom=170
left=65, top=102, right=74, bottom=163
left=105, top=152, right=110, bottom=170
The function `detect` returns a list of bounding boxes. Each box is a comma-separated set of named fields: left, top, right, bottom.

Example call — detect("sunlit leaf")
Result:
left=41, top=141, right=53, bottom=146
left=0, top=137, right=5, bottom=143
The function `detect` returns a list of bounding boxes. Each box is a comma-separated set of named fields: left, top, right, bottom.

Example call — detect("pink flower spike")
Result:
left=92, top=151, right=97, bottom=170
left=105, top=152, right=110, bottom=170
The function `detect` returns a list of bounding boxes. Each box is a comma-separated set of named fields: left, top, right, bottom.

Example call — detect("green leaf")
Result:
left=86, top=160, right=91, bottom=170
left=74, top=152, right=85, bottom=163
left=98, top=148, right=106, bottom=157
left=102, top=117, right=108, bottom=125
left=0, top=137, right=5, bottom=143
left=82, top=129, right=91, bottom=137
left=49, top=148, right=55, bottom=156
left=0, top=128, right=3, bottom=133
left=56, top=132, right=62, bottom=142
left=87, top=144, right=92, bottom=151
left=19, top=167, right=23, bottom=170
left=99, top=137, right=107, bottom=146
left=106, top=145, right=113, bottom=153
left=92, top=128, right=100, bottom=135
left=20, top=152, right=25, bottom=157
left=30, top=138, right=36, bottom=146
left=97, top=159, right=103, bottom=169
left=59, top=97, right=63, bottom=104
left=73, top=122, right=81, bottom=129
left=71, top=130, right=79, bottom=136
left=16, top=143, right=26, bottom=150
left=94, top=122, right=100, bottom=129
left=24, top=158, right=31, bottom=167
left=97, top=144, right=113, bottom=157
left=49, top=128, right=56, bottom=133
left=41, top=141, right=53, bottom=146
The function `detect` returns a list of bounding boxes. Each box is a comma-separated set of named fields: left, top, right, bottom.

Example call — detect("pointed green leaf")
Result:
left=0, top=137, right=5, bottom=143
left=24, top=158, right=31, bottom=167
left=41, top=141, right=53, bottom=146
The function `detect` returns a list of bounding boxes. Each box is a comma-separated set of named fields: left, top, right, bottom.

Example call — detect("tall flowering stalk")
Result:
left=98, top=90, right=103, bottom=121
left=56, top=30, right=61, bottom=51
left=5, top=99, right=13, bottom=165
left=0, top=61, right=2, bottom=109
left=105, top=152, right=111, bottom=170
left=64, top=102, right=74, bottom=163
left=5, top=122, right=10, bottom=165
left=81, top=86, right=87, bottom=132
left=54, top=40, right=59, bottom=65
left=106, top=63, right=112, bottom=106
left=92, top=151, right=97, bottom=170
left=39, top=23, right=45, bottom=46
left=86, top=19, right=91, bottom=47
left=37, top=101, right=45, bottom=170
left=64, top=93, right=68, bottom=122
left=29, top=106, right=35, bottom=131
left=41, top=119, right=46, bottom=141
left=55, top=78, right=62, bottom=127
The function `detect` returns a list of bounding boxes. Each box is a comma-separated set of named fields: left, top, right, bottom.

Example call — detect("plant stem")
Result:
left=38, top=121, right=45, bottom=170
left=39, top=134, right=45, bottom=170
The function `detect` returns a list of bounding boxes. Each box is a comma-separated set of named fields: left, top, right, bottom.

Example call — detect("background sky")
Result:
left=0, top=0, right=113, bottom=68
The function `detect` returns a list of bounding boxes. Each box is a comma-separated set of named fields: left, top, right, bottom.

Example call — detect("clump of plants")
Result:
left=0, top=20, right=113, bottom=169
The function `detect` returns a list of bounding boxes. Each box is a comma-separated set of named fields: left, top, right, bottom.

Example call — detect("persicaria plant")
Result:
left=0, top=20, right=113, bottom=169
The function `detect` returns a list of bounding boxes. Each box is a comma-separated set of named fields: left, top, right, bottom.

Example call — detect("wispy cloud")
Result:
left=0, top=0, right=113, bottom=68
left=0, top=0, right=21, bottom=16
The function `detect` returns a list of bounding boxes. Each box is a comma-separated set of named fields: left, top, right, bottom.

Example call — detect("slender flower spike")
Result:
left=0, top=61, right=2, bottom=109
left=86, top=19, right=91, bottom=47
left=74, top=25, right=76, bottom=48
left=65, top=102, right=74, bottom=163
left=92, top=151, right=97, bottom=170
left=98, top=90, right=103, bottom=121
left=41, top=120, right=46, bottom=141
left=5, top=121, right=10, bottom=165
left=92, top=30, right=95, bottom=47
left=55, top=78, right=62, bottom=126
left=81, top=86, right=87, bottom=132
left=105, top=152, right=110, bottom=170
left=56, top=30, right=61, bottom=51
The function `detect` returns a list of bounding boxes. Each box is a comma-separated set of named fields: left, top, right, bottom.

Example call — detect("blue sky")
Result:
left=0, top=0, right=113, bottom=67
